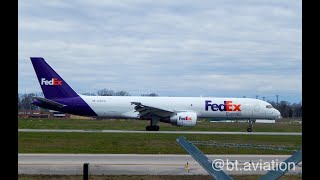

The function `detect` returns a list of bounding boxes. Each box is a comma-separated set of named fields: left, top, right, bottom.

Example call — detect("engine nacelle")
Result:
left=168, top=112, right=197, bottom=127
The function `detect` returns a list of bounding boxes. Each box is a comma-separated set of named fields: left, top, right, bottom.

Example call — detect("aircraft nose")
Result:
left=275, top=109, right=281, bottom=119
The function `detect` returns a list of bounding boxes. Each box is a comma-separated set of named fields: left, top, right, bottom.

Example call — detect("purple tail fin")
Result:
left=30, top=57, right=79, bottom=99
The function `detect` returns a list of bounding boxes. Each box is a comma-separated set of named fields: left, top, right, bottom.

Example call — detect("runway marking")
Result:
left=19, top=164, right=188, bottom=166
left=18, top=154, right=302, bottom=175
left=18, top=129, right=302, bottom=135
left=18, top=153, right=291, bottom=157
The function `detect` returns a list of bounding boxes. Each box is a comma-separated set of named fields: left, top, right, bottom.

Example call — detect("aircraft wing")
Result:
left=131, top=102, right=174, bottom=118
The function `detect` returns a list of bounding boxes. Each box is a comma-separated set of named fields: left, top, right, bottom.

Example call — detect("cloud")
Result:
left=18, top=0, right=301, bottom=103
left=19, top=18, right=79, bottom=32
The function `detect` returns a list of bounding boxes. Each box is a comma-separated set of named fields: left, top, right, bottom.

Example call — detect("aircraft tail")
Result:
left=30, top=57, right=79, bottom=99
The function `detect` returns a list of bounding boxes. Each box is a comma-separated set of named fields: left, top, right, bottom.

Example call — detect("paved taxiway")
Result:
left=19, top=154, right=302, bottom=175
left=18, top=129, right=301, bottom=135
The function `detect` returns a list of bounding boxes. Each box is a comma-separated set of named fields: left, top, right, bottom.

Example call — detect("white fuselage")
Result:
left=80, top=95, right=280, bottom=120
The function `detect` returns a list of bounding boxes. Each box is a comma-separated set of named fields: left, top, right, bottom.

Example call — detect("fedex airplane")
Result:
left=30, top=57, right=281, bottom=132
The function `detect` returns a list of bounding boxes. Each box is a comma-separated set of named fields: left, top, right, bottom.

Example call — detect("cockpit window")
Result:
left=266, top=105, right=273, bottom=109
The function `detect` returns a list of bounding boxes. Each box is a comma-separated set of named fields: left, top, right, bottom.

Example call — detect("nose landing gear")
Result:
left=247, top=119, right=256, bottom=132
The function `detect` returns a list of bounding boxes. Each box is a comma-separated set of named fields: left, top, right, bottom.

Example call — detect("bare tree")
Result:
left=18, top=92, right=45, bottom=110
left=115, top=90, right=130, bottom=96
left=82, top=92, right=96, bottom=96
left=141, top=93, right=158, bottom=97
left=96, top=89, right=130, bottom=96
left=97, top=88, right=115, bottom=96
left=18, top=94, right=21, bottom=110
left=268, top=100, right=302, bottom=118
left=20, top=93, right=37, bottom=110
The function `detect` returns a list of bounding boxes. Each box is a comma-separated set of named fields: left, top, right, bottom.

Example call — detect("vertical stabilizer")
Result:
left=30, top=57, right=79, bottom=99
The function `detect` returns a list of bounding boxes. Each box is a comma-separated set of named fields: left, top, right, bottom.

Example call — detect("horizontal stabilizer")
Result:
left=33, top=97, right=66, bottom=108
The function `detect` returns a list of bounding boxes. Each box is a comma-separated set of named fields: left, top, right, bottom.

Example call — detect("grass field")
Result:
left=18, top=175, right=302, bottom=180
left=18, top=118, right=302, bottom=132
left=18, top=132, right=301, bottom=154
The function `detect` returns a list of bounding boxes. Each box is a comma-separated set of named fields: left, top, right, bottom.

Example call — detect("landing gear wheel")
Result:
left=146, top=125, right=160, bottom=131
left=146, top=126, right=152, bottom=131
left=247, top=128, right=252, bottom=132
left=153, top=126, right=160, bottom=131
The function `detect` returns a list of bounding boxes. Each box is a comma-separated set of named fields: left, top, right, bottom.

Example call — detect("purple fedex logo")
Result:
left=205, top=100, right=241, bottom=111
left=41, top=78, right=62, bottom=86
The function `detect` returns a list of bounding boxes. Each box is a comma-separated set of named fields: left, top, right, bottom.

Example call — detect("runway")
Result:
left=19, top=154, right=302, bottom=175
left=18, top=129, right=302, bottom=136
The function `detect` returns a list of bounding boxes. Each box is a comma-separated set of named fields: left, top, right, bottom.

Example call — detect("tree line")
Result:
left=17, top=90, right=302, bottom=118
left=268, top=100, right=302, bottom=118
left=82, top=88, right=158, bottom=97
left=18, top=89, right=158, bottom=110
left=18, top=92, right=44, bottom=110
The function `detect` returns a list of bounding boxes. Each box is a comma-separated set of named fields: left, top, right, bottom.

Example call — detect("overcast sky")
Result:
left=18, top=0, right=301, bottom=103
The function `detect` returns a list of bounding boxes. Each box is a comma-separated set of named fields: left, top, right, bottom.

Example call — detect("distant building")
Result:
left=69, top=114, right=94, bottom=119
left=49, top=110, right=71, bottom=118
left=18, top=110, right=49, bottom=118
left=18, top=110, right=70, bottom=119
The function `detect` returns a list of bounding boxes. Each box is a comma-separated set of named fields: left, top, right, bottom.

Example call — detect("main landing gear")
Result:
left=146, top=116, right=160, bottom=131
left=247, top=119, right=256, bottom=132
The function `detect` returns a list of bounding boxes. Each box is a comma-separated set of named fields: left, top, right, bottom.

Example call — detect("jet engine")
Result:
left=161, top=112, right=197, bottom=127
